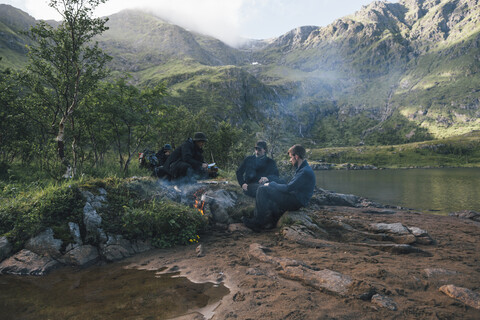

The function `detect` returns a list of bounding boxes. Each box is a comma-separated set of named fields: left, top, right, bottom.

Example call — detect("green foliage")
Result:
left=24, top=0, right=111, bottom=176
left=80, top=76, right=168, bottom=174
left=0, top=181, right=84, bottom=251
left=120, top=200, right=206, bottom=247
left=94, top=177, right=208, bottom=247
left=310, top=131, right=480, bottom=168
left=0, top=177, right=209, bottom=252
left=204, top=121, right=251, bottom=171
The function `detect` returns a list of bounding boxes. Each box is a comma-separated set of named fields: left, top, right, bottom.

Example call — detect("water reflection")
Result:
left=315, top=168, right=480, bottom=215
left=0, top=263, right=229, bottom=320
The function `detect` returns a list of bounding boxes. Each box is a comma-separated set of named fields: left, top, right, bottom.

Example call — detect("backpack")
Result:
left=139, top=149, right=159, bottom=169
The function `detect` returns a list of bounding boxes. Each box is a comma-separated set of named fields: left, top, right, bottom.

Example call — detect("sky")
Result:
left=1, top=0, right=398, bottom=46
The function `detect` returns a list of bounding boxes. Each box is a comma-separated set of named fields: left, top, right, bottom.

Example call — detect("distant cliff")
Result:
left=1, top=0, right=479, bottom=145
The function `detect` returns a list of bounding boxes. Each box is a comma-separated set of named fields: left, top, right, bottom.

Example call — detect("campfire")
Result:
left=155, top=180, right=237, bottom=225
left=193, top=189, right=206, bottom=215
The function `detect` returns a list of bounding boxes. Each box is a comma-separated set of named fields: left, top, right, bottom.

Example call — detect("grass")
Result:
left=0, top=176, right=208, bottom=253
left=309, top=131, right=480, bottom=169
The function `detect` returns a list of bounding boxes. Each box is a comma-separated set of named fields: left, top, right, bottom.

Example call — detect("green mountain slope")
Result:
left=1, top=0, right=479, bottom=145
left=0, top=4, right=35, bottom=68
left=250, top=0, right=480, bottom=143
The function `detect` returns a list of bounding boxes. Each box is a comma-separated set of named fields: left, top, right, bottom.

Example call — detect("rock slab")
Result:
left=249, top=243, right=353, bottom=296
left=439, top=284, right=480, bottom=309
left=0, top=249, right=60, bottom=275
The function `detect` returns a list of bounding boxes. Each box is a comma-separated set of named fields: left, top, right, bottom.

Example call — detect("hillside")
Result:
left=0, top=4, right=35, bottom=68
left=1, top=0, right=479, bottom=145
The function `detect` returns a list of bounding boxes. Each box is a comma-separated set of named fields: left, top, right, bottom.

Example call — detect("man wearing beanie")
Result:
left=236, top=140, right=280, bottom=197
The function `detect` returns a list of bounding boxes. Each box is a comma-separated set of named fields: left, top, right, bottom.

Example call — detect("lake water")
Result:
left=315, top=168, right=480, bottom=215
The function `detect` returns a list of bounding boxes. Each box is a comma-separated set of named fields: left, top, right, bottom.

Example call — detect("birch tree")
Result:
left=26, top=0, right=110, bottom=177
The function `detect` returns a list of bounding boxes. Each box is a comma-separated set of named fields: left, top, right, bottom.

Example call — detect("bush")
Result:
left=0, top=177, right=209, bottom=253
left=92, top=177, right=208, bottom=248
left=120, top=200, right=207, bottom=247
left=0, top=182, right=84, bottom=251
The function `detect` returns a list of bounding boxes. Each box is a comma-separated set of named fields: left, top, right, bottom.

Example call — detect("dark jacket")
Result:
left=156, top=147, right=170, bottom=166
left=164, top=138, right=204, bottom=171
left=236, top=155, right=279, bottom=186
left=268, top=160, right=315, bottom=206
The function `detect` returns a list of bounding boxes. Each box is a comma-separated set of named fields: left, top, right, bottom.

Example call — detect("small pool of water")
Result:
left=0, top=263, right=229, bottom=320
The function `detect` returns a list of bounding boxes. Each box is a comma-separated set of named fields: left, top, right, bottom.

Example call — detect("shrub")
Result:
left=0, top=177, right=209, bottom=253
left=0, top=182, right=84, bottom=251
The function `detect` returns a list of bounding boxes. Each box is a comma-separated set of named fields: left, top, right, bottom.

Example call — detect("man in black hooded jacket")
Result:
left=236, top=141, right=280, bottom=197
left=163, top=132, right=208, bottom=180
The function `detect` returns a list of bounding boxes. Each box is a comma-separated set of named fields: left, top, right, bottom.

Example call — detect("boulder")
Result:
left=82, top=190, right=95, bottom=202
left=371, top=294, right=398, bottom=311
left=25, top=228, right=62, bottom=258
left=61, top=245, right=99, bottom=267
left=439, top=284, right=480, bottom=309
left=83, top=202, right=102, bottom=241
left=278, top=211, right=326, bottom=233
left=423, top=268, right=457, bottom=278
left=369, top=222, right=410, bottom=235
left=68, top=222, right=83, bottom=246
left=131, top=239, right=153, bottom=253
left=0, top=236, right=12, bottom=262
left=0, top=249, right=60, bottom=275
left=100, top=234, right=136, bottom=262
left=202, top=189, right=236, bottom=224
left=449, top=210, right=480, bottom=222
left=407, top=226, right=434, bottom=244
left=311, top=189, right=365, bottom=207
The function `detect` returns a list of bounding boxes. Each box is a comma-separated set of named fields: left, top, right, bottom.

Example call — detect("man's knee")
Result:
left=256, top=185, right=272, bottom=197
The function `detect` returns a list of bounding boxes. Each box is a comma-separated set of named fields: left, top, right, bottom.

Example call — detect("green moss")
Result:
left=0, top=182, right=84, bottom=251
left=0, top=177, right=209, bottom=252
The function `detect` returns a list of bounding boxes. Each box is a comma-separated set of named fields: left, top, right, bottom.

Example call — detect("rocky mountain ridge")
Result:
left=1, top=0, right=479, bottom=145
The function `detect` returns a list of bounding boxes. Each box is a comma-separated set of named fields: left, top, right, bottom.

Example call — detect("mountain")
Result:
left=1, top=0, right=479, bottom=146
left=0, top=4, right=35, bottom=68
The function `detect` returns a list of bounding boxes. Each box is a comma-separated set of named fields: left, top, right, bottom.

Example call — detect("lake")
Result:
left=315, top=168, right=480, bottom=215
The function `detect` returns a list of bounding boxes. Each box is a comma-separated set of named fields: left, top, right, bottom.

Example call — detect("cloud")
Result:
left=25, top=0, right=61, bottom=20
left=5, top=0, right=399, bottom=46
left=98, top=0, right=246, bottom=47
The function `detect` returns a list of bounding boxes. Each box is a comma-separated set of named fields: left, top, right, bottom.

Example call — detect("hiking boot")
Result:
left=241, top=217, right=262, bottom=233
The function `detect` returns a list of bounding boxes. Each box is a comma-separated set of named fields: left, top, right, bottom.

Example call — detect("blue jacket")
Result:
left=268, top=160, right=315, bottom=206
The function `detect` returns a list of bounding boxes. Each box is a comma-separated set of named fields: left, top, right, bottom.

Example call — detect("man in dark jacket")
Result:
left=236, top=141, right=280, bottom=197
left=153, top=144, right=173, bottom=178
left=156, top=143, right=172, bottom=166
left=163, top=132, right=208, bottom=181
left=243, top=144, right=316, bottom=231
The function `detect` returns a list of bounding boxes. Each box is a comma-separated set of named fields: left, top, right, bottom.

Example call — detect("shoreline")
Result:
left=310, top=162, right=480, bottom=170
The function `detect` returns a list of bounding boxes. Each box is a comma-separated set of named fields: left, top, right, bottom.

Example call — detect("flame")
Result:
left=193, top=189, right=206, bottom=215
left=194, top=198, right=205, bottom=215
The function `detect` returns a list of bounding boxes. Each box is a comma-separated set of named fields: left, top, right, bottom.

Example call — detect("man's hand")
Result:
left=242, top=183, right=248, bottom=191
left=258, top=177, right=269, bottom=184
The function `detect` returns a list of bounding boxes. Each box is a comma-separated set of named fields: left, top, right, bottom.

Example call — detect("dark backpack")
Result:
left=139, top=149, right=159, bottom=169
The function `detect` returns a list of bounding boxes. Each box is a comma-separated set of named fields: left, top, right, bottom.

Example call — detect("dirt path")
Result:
left=125, top=206, right=480, bottom=320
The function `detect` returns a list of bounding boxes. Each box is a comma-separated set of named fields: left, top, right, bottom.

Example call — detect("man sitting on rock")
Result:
left=242, top=144, right=316, bottom=232
left=236, top=141, right=280, bottom=197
